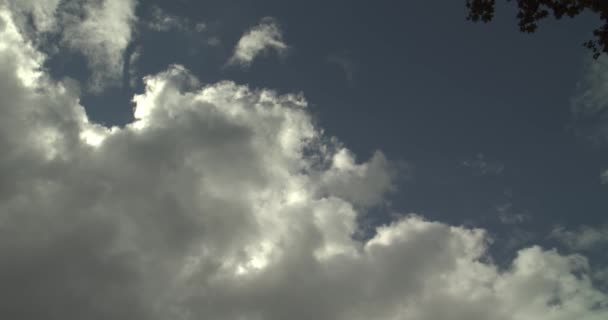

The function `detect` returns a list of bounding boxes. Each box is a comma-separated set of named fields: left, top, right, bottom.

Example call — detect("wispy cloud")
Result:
left=570, top=56, right=608, bottom=142
left=60, top=0, right=138, bottom=93
left=550, top=225, right=608, bottom=251
left=572, top=57, right=608, bottom=116
left=228, top=17, right=288, bottom=67
left=7, top=0, right=138, bottom=93
left=327, top=52, right=357, bottom=85
left=145, top=5, right=206, bottom=33
left=462, top=153, right=504, bottom=175
left=127, top=45, right=142, bottom=88
left=600, top=168, right=608, bottom=184
left=496, top=203, right=530, bottom=225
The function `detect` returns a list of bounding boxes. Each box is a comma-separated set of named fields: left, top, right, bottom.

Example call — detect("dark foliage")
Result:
left=466, top=0, right=608, bottom=58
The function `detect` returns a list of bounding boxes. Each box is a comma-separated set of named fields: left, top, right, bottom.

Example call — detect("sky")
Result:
left=2, top=0, right=608, bottom=319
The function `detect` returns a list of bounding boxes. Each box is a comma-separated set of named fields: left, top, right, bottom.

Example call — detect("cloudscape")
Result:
left=1, top=1, right=608, bottom=319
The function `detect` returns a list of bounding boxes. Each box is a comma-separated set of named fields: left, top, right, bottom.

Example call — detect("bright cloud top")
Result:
left=228, top=17, right=288, bottom=67
left=1, top=5, right=608, bottom=320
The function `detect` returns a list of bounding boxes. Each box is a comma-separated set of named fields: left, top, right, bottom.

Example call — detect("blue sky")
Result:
left=62, top=1, right=607, bottom=250
left=2, top=1, right=608, bottom=319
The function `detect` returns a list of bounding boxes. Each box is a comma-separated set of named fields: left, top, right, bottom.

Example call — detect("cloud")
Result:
left=327, top=52, right=357, bottom=85
left=60, top=0, right=137, bottom=92
left=601, top=169, right=608, bottom=184
left=4, top=0, right=62, bottom=33
left=317, top=148, right=395, bottom=207
left=572, top=57, right=608, bottom=116
left=145, top=5, right=206, bottom=33
left=1, top=6, right=608, bottom=320
left=550, top=225, right=608, bottom=251
left=6, top=0, right=137, bottom=93
left=462, top=153, right=504, bottom=175
left=127, top=45, right=142, bottom=88
left=496, top=203, right=530, bottom=225
left=228, top=17, right=288, bottom=67
left=570, top=56, right=608, bottom=142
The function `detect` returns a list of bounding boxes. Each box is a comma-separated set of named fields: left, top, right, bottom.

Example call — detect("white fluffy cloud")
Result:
left=228, top=17, right=288, bottom=67
left=1, top=5, right=608, bottom=320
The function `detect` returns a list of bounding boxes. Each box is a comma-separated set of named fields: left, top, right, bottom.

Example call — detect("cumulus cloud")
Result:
left=551, top=225, right=608, bottom=251
left=228, top=17, right=288, bottom=67
left=1, top=6, right=608, bottom=320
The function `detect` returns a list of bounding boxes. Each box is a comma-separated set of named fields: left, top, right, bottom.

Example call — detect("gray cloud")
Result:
left=1, top=5, right=608, bottom=320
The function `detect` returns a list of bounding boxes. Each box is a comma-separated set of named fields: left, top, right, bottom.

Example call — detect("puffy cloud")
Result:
left=1, top=6, right=608, bottom=320
left=228, top=17, right=288, bottom=67
left=317, top=148, right=395, bottom=207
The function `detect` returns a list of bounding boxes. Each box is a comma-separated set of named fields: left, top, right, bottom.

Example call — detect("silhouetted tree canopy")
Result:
left=466, top=0, right=608, bottom=58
